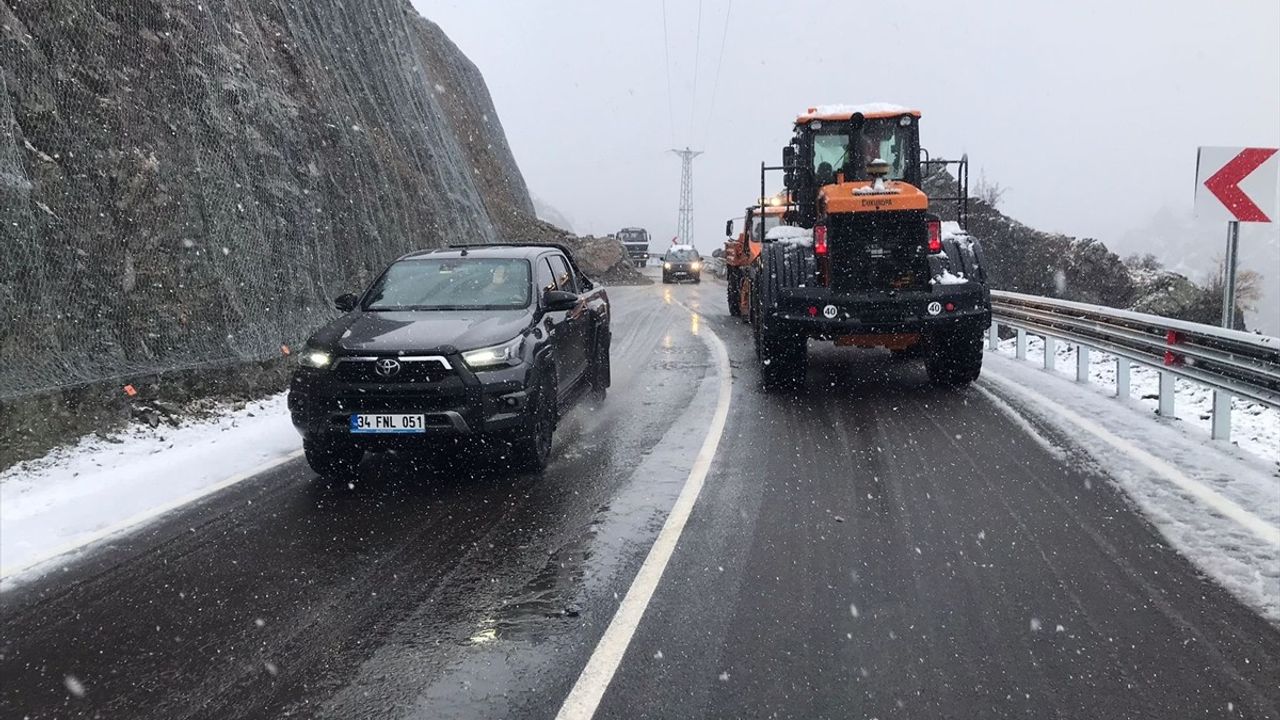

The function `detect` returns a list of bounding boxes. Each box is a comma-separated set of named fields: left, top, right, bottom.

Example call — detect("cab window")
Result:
left=546, top=254, right=578, bottom=293
left=534, top=257, right=557, bottom=297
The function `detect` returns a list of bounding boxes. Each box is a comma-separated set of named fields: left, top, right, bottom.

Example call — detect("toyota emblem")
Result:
left=375, top=358, right=402, bottom=377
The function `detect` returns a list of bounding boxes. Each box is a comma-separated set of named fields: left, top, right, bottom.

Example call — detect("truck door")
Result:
left=546, top=253, right=590, bottom=390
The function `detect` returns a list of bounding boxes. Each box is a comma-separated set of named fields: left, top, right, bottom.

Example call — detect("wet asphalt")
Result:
left=2, top=276, right=1278, bottom=719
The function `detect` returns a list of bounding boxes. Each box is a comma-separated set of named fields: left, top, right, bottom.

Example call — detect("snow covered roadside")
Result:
left=0, top=393, right=301, bottom=586
left=995, top=334, right=1278, bottom=463
left=979, top=350, right=1280, bottom=624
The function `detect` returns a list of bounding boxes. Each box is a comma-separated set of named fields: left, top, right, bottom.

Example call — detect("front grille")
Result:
left=331, top=393, right=463, bottom=414
left=334, top=357, right=453, bottom=384
left=829, top=211, right=930, bottom=295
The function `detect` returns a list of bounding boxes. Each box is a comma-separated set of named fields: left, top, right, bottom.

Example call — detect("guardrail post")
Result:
left=1158, top=371, right=1175, bottom=417
left=1015, top=328, right=1027, bottom=360
left=1043, top=336, right=1056, bottom=370
left=988, top=322, right=999, bottom=351
left=1211, top=391, right=1232, bottom=442
left=1076, top=346, right=1090, bottom=383
left=1116, top=358, right=1130, bottom=399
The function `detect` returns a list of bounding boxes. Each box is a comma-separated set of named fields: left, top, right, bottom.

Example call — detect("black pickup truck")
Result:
left=288, top=244, right=611, bottom=476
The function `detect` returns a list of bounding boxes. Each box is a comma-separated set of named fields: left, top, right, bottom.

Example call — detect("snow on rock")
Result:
left=766, top=226, right=813, bottom=245
left=0, top=393, right=300, bottom=585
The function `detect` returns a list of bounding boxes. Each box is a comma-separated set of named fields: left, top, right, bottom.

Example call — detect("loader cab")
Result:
left=784, top=107, right=923, bottom=227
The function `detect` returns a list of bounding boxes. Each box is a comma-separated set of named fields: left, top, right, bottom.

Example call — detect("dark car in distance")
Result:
left=662, top=245, right=702, bottom=284
left=288, top=244, right=611, bottom=476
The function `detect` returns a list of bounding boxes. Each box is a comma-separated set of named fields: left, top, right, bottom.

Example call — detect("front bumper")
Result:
left=770, top=283, right=991, bottom=336
left=287, top=357, right=536, bottom=444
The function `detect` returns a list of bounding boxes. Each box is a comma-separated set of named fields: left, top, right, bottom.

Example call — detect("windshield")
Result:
left=666, top=248, right=699, bottom=261
left=750, top=214, right=782, bottom=242
left=364, top=258, right=531, bottom=310
left=618, top=230, right=648, bottom=244
left=812, top=117, right=912, bottom=183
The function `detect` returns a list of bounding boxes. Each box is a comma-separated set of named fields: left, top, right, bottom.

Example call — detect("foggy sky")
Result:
left=418, top=1, right=1278, bottom=272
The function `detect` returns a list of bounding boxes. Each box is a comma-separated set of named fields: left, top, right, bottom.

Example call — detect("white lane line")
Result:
left=556, top=305, right=734, bottom=720
left=0, top=449, right=305, bottom=583
left=979, top=373, right=1280, bottom=546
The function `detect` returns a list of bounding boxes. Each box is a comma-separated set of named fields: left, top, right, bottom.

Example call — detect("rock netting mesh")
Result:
left=0, top=0, right=542, bottom=399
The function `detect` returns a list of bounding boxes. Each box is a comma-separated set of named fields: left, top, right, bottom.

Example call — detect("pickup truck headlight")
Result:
left=298, top=350, right=333, bottom=368
left=462, top=336, right=525, bottom=369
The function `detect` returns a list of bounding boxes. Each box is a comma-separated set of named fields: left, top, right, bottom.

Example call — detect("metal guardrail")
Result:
left=988, top=290, right=1280, bottom=442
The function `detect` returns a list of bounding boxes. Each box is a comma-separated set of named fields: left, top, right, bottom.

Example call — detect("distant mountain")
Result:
left=531, top=193, right=576, bottom=234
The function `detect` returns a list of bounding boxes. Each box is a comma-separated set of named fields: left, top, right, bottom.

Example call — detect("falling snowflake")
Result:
left=849, top=603, right=860, bottom=618
left=1029, top=618, right=1042, bottom=632
left=64, top=674, right=86, bottom=698
left=718, top=671, right=730, bottom=681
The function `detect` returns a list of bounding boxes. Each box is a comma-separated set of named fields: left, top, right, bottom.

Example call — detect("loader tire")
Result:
left=755, top=243, right=815, bottom=391
left=926, top=324, right=985, bottom=387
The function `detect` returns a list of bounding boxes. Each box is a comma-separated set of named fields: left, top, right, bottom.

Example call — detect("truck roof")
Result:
left=400, top=244, right=559, bottom=261
left=796, top=103, right=921, bottom=124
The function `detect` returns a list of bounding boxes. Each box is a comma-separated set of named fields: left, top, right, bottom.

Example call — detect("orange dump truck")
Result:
left=723, top=197, right=787, bottom=320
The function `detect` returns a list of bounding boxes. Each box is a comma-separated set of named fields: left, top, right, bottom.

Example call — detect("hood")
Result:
left=308, top=309, right=533, bottom=355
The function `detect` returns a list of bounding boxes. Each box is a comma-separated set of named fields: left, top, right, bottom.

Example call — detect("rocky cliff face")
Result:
left=0, top=0, right=554, bottom=398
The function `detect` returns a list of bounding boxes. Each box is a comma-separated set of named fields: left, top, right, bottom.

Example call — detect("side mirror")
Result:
left=334, top=293, right=358, bottom=312
left=543, top=289, right=578, bottom=312
left=782, top=144, right=796, bottom=169
left=724, top=219, right=733, bottom=237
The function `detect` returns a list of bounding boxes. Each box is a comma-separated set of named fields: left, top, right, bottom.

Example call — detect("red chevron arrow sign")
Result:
left=1194, top=147, right=1279, bottom=223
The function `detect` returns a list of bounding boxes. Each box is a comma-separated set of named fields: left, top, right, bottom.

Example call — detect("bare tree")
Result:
left=1205, top=254, right=1264, bottom=327
left=974, top=169, right=1007, bottom=209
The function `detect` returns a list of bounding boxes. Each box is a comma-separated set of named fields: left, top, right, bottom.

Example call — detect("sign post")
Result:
left=1193, top=146, right=1279, bottom=328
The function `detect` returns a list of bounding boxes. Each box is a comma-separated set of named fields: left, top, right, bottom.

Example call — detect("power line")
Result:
left=688, top=0, right=704, bottom=140
left=660, top=0, right=676, bottom=146
left=700, top=0, right=733, bottom=148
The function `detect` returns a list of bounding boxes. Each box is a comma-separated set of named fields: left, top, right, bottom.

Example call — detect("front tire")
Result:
left=513, top=376, right=557, bottom=471
left=304, top=437, right=363, bottom=478
left=727, top=269, right=742, bottom=316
